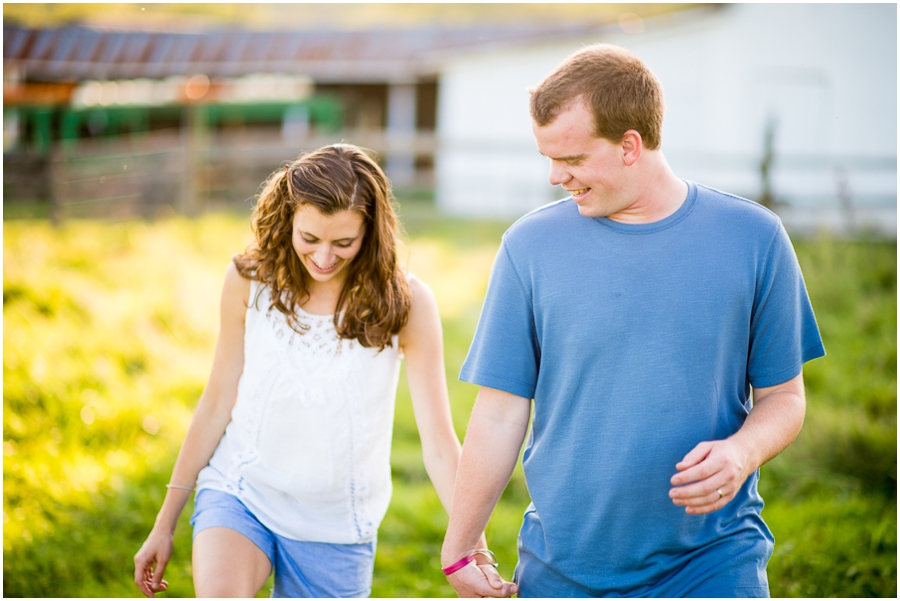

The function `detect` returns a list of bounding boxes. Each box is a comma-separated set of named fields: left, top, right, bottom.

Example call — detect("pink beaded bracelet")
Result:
left=441, top=554, right=475, bottom=576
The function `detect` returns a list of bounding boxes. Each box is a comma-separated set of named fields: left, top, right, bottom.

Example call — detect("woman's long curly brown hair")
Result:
left=233, top=144, right=410, bottom=349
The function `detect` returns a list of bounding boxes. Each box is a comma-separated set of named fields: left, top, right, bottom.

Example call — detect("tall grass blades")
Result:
left=3, top=213, right=896, bottom=597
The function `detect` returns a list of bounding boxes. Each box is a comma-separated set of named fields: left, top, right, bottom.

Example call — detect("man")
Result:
left=441, top=44, right=825, bottom=597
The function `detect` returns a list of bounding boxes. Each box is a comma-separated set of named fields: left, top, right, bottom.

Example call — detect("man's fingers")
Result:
left=674, top=441, right=713, bottom=472
left=684, top=492, right=732, bottom=514
left=671, top=481, right=726, bottom=503
left=478, top=565, right=517, bottom=596
left=672, top=479, right=739, bottom=514
left=449, top=562, right=517, bottom=598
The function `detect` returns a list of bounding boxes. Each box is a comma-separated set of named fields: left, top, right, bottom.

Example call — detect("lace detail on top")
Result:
left=195, top=279, right=403, bottom=544
left=260, top=305, right=357, bottom=408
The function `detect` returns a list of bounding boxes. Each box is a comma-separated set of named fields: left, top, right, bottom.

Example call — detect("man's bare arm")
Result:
left=442, top=386, right=531, bottom=597
left=669, top=373, right=806, bottom=514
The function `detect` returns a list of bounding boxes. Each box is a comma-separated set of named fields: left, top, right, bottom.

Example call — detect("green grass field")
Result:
left=3, top=205, right=896, bottom=597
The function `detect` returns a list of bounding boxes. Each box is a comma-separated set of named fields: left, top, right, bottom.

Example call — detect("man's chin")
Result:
left=575, top=204, right=603, bottom=218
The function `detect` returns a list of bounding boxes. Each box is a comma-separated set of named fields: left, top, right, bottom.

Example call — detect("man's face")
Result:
left=532, top=100, right=632, bottom=220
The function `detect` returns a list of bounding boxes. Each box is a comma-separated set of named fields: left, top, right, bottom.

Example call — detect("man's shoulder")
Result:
left=504, top=198, right=578, bottom=241
left=692, top=182, right=782, bottom=230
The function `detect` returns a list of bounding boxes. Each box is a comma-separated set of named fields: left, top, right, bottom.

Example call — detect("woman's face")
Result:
left=291, top=204, right=366, bottom=286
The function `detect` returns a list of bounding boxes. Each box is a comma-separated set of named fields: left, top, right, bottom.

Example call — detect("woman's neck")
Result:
left=301, top=277, right=345, bottom=315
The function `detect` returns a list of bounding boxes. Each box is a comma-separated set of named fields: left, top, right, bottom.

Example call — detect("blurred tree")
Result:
left=758, top=114, right=777, bottom=209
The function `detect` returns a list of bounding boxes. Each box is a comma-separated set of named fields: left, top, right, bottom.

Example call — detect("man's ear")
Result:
left=621, top=130, right=643, bottom=166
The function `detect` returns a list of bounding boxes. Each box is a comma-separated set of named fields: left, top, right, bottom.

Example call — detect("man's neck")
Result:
left=609, top=151, right=687, bottom=224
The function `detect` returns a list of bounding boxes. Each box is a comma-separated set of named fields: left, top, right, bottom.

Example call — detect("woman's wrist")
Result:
left=150, top=520, right=177, bottom=537
left=472, top=548, right=499, bottom=567
left=441, top=548, right=498, bottom=575
left=441, top=554, right=475, bottom=575
left=442, top=533, right=488, bottom=565
left=153, top=499, right=187, bottom=533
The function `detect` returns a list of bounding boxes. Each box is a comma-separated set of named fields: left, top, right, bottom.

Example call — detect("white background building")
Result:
left=435, top=3, right=897, bottom=236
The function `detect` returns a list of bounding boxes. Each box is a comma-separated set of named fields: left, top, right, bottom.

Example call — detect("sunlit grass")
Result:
left=2, top=208, right=512, bottom=597
left=3, top=215, right=246, bottom=596
left=3, top=210, right=895, bottom=597
left=402, top=238, right=497, bottom=320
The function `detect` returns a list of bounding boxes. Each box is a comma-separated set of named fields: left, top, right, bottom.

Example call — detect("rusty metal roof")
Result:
left=4, top=23, right=617, bottom=83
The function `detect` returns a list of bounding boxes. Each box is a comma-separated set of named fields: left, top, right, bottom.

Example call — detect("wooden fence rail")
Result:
left=5, top=129, right=438, bottom=220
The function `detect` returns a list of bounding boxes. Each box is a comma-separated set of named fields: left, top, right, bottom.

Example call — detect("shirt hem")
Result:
left=750, top=344, right=826, bottom=388
left=459, top=368, right=535, bottom=399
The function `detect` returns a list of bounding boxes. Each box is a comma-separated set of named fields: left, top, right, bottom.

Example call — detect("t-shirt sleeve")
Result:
left=748, top=222, right=826, bottom=388
left=459, top=240, right=539, bottom=399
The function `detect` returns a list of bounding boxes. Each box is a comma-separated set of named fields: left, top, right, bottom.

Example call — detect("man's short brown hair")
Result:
left=530, top=44, right=665, bottom=150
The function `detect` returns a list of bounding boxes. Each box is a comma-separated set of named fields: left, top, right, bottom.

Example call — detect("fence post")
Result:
left=49, top=145, right=65, bottom=225
left=180, top=104, right=208, bottom=216
left=386, top=82, right=417, bottom=187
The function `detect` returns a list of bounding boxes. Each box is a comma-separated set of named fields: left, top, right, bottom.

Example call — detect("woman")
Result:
left=133, top=144, right=495, bottom=597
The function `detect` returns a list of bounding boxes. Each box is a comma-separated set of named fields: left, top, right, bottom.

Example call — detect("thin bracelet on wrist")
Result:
left=165, top=483, right=195, bottom=492
left=473, top=548, right=499, bottom=568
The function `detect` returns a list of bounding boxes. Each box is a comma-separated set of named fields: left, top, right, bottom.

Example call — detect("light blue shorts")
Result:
left=190, top=489, right=376, bottom=598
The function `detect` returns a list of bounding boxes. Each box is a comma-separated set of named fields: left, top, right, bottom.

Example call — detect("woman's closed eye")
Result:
left=301, top=235, right=354, bottom=248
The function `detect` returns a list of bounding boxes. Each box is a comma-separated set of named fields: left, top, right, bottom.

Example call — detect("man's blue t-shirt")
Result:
left=460, top=182, right=825, bottom=597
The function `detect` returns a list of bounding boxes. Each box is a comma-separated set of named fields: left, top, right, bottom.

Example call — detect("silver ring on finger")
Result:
left=717, top=488, right=724, bottom=499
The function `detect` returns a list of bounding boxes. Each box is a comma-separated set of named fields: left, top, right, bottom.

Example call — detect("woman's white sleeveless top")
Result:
left=196, top=279, right=402, bottom=544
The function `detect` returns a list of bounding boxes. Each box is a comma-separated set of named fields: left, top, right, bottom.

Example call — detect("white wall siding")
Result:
left=436, top=44, right=568, bottom=214
left=435, top=4, right=897, bottom=236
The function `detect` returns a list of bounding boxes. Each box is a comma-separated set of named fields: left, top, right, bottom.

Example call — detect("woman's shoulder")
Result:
left=398, top=272, right=439, bottom=341
left=404, top=271, right=434, bottom=303
left=223, top=260, right=253, bottom=305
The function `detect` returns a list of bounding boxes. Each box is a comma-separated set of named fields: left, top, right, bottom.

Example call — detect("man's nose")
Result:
left=548, top=161, right=571, bottom=186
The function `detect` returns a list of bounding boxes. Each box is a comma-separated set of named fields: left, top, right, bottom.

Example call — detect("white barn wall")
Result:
left=619, top=4, right=897, bottom=201
left=435, top=4, right=897, bottom=235
left=436, top=43, right=570, bottom=216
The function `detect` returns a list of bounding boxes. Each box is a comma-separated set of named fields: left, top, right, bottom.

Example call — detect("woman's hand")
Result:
left=133, top=529, right=173, bottom=597
left=132, top=263, right=251, bottom=597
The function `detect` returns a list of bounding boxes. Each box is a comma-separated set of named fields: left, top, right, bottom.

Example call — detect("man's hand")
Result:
left=442, top=387, right=530, bottom=597
left=668, top=373, right=808, bottom=515
left=668, top=438, right=753, bottom=514
left=446, top=560, right=518, bottom=598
